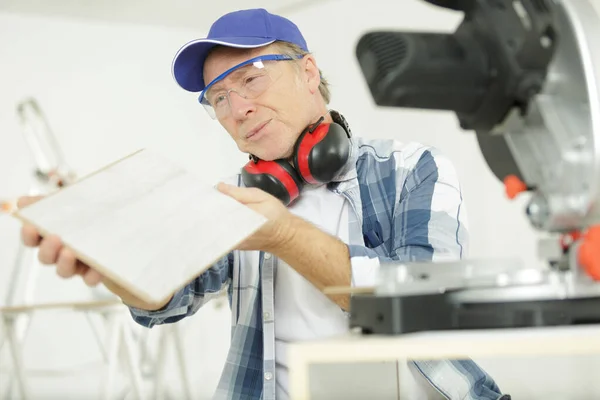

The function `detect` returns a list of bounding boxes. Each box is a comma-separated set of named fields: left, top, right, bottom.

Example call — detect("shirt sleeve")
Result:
left=348, top=148, right=468, bottom=288
left=127, top=252, right=233, bottom=328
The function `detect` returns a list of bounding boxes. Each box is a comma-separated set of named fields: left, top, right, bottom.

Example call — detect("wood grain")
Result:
left=12, top=149, right=267, bottom=305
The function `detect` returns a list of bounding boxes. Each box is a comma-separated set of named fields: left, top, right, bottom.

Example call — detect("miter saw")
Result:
left=351, top=0, right=600, bottom=334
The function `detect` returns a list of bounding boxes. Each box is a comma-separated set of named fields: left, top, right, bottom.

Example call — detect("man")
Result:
left=17, top=8, right=509, bottom=400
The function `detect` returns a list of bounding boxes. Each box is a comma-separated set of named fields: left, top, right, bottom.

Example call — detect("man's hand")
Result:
left=216, top=183, right=295, bottom=252
left=16, top=195, right=171, bottom=311
left=18, top=195, right=104, bottom=286
left=217, top=182, right=352, bottom=309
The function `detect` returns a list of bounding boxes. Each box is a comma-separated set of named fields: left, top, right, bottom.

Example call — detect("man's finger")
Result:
left=216, top=182, right=266, bottom=203
left=56, top=247, right=78, bottom=278
left=74, top=261, right=89, bottom=276
left=17, top=195, right=44, bottom=209
left=21, top=224, right=42, bottom=247
left=82, top=269, right=103, bottom=287
left=37, top=235, right=62, bottom=265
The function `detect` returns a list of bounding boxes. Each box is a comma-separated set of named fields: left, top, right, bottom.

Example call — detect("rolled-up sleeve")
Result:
left=348, top=148, right=468, bottom=288
left=347, top=245, right=382, bottom=288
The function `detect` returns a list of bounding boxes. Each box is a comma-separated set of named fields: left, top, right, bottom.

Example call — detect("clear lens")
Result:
left=201, top=102, right=216, bottom=119
left=200, top=58, right=289, bottom=119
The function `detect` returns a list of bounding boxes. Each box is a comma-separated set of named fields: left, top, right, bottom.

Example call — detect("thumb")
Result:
left=17, top=195, right=44, bottom=209
left=216, top=182, right=266, bottom=204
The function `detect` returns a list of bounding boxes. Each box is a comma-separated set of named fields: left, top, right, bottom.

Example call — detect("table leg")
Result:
left=1, top=315, right=30, bottom=400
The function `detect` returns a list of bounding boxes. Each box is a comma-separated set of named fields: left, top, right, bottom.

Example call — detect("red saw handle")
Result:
left=578, top=225, right=600, bottom=281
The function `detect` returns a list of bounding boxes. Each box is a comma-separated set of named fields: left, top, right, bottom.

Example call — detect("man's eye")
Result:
left=244, top=74, right=266, bottom=85
left=213, top=95, right=227, bottom=106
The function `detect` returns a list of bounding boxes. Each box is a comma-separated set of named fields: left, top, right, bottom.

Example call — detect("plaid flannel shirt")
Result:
left=128, top=136, right=507, bottom=400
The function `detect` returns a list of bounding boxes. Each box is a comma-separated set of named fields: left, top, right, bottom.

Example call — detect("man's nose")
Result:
left=228, top=90, right=255, bottom=119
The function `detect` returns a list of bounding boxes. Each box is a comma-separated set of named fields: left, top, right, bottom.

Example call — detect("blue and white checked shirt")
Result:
left=128, top=136, right=508, bottom=400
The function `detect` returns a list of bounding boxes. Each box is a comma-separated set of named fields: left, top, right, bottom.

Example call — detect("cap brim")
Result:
left=171, top=37, right=276, bottom=92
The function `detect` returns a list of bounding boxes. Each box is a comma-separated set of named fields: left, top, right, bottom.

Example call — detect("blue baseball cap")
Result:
left=171, top=8, right=309, bottom=93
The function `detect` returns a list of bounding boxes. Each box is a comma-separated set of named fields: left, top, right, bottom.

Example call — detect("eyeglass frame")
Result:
left=197, top=53, right=304, bottom=116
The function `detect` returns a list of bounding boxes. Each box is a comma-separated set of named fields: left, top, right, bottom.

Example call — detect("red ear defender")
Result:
left=293, top=118, right=351, bottom=184
left=241, top=111, right=352, bottom=205
left=241, top=157, right=304, bottom=205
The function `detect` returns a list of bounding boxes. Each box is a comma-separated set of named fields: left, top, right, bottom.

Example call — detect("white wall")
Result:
left=0, top=10, right=238, bottom=400
left=1, top=1, right=599, bottom=399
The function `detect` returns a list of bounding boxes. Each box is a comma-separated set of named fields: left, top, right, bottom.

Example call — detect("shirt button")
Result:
left=264, top=372, right=273, bottom=380
left=264, top=253, right=272, bottom=260
left=263, top=312, right=270, bottom=320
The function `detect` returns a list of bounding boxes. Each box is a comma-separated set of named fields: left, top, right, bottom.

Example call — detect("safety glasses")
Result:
left=198, top=54, right=302, bottom=119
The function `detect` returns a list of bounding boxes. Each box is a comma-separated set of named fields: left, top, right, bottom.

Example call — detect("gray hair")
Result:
left=273, top=41, right=331, bottom=104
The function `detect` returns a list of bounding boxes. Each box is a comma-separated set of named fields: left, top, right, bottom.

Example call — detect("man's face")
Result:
left=202, top=44, right=322, bottom=161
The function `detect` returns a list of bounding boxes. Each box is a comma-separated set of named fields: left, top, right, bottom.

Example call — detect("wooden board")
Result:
left=322, top=286, right=375, bottom=295
left=12, top=149, right=268, bottom=305
left=0, top=299, right=122, bottom=314
left=287, top=325, right=600, bottom=399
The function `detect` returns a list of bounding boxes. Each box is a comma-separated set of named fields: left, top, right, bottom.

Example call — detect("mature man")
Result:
left=18, top=8, right=509, bottom=400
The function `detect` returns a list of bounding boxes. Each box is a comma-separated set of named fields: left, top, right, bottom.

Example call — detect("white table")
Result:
left=287, top=325, right=600, bottom=399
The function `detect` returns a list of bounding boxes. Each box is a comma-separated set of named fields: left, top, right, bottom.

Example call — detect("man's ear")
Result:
left=302, top=54, right=321, bottom=95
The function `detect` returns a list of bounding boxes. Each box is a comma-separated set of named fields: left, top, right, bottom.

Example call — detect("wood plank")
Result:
left=322, top=286, right=375, bottom=295
left=288, top=325, right=600, bottom=399
left=0, top=299, right=122, bottom=313
left=11, top=148, right=268, bottom=305
left=290, top=325, right=600, bottom=362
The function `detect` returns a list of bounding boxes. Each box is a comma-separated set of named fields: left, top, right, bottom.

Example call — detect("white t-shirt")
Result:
left=272, top=183, right=445, bottom=400
left=274, top=183, right=350, bottom=399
